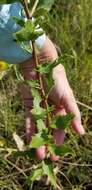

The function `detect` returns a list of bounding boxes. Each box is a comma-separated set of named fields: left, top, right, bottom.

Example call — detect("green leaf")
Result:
left=37, top=119, right=47, bottom=132
left=42, top=160, right=57, bottom=187
left=48, top=144, right=72, bottom=156
left=37, top=61, right=58, bottom=74
left=12, top=16, right=25, bottom=27
left=26, top=86, right=49, bottom=120
left=13, top=20, right=44, bottom=42
left=20, top=42, right=32, bottom=54
left=29, top=134, right=46, bottom=148
left=36, top=60, right=58, bottom=96
left=29, top=125, right=50, bottom=148
left=31, top=96, right=46, bottom=120
left=28, top=168, right=43, bottom=182
left=52, top=113, right=74, bottom=130
left=30, top=88, right=53, bottom=120
left=26, top=80, right=40, bottom=89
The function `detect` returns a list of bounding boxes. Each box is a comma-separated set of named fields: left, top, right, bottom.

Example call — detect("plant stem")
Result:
left=22, top=0, right=31, bottom=19
left=22, top=0, right=51, bottom=125
left=32, top=42, right=48, bottom=105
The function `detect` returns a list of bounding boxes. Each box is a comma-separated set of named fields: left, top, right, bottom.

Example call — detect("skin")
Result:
left=20, top=36, right=85, bottom=161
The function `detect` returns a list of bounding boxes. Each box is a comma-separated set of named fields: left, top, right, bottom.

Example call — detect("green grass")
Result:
left=0, top=0, right=92, bottom=189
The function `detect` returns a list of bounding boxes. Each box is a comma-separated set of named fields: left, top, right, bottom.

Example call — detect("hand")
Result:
left=20, top=63, right=85, bottom=161
left=50, top=64, right=85, bottom=135
left=20, top=37, right=85, bottom=161
left=35, top=64, right=85, bottom=161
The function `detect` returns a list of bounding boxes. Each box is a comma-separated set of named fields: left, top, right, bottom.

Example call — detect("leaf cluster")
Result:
left=13, top=19, right=44, bottom=42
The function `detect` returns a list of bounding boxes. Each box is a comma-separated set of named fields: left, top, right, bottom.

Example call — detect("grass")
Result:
left=0, top=0, right=92, bottom=189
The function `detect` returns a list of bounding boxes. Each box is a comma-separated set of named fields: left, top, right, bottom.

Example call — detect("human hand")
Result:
left=21, top=63, right=85, bottom=161
left=35, top=64, right=85, bottom=161
left=20, top=37, right=85, bottom=161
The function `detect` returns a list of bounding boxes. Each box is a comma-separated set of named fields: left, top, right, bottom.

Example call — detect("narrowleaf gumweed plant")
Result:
left=0, top=0, right=74, bottom=188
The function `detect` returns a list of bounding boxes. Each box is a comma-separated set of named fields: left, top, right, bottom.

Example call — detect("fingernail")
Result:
left=79, top=125, right=85, bottom=135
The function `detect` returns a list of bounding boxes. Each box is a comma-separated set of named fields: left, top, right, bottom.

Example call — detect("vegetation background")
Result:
left=0, top=0, right=92, bottom=189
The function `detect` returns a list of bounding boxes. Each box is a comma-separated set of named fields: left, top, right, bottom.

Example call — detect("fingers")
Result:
left=20, top=58, right=37, bottom=80
left=26, top=115, right=35, bottom=142
left=50, top=64, right=85, bottom=135
left=62, top=88, right=85, bottom=135
left=50, top=107, right=66, bottom=161
left=53, top=128, right=65, bottom=146
left=38, top=36, right=58, bottom=63
left=50, top=128, right=65, bottom=161
left=36, top=146, right=46, bottom=160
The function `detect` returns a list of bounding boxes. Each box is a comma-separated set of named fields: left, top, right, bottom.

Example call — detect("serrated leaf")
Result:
left=37, top=61, right=58, bottom=74
left=29, top=134, right=46, bottom=148
left=36, top=61, right=58, bottom=96
left=42, top=160, right=57, bottom=187
left=52, top=113, right=74, bottom=130
left=37, top=119, right=46, bottom=132
left=13, top=20, right=44, bottom=42
left=12, top=16, right=25, bottom=27
left=30, top=88, right=53, bottom=120
left=48, top=144, right=72, bottom=156
left=31, top=96, right=46, bottom=120
left=26, top=80, right=40, bottom=89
